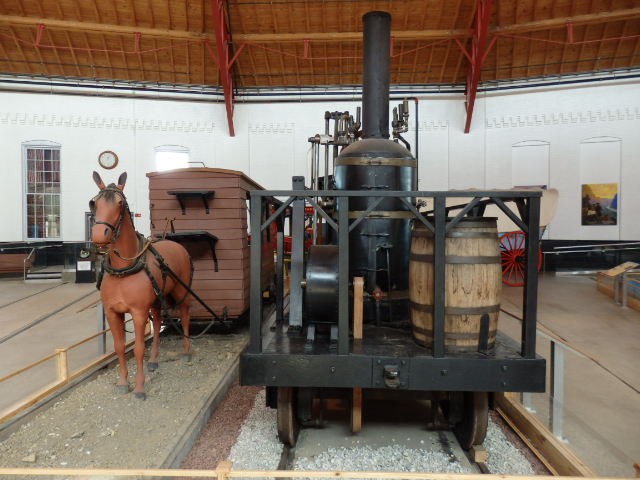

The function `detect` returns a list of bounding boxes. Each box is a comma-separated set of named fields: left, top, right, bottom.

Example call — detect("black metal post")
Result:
left=433, top=195, right=446, bottom=357
left=289, top=176, right=305, bottom=328
left=249, top=194, right=263, bottom=354
left=522, top=196, right=541, bottom=358
left=276, top=216, right=284, bottom=324
left=338, top=195, right=350, bottom=355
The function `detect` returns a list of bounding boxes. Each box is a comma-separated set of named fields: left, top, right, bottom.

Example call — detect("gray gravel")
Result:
left=294, top=444, right=471, bottom=473
left=228, top=391, right=539, bottom=475
left=485, top=418, right=536, bottom=475
left=229, top=389, right=283, bottom=470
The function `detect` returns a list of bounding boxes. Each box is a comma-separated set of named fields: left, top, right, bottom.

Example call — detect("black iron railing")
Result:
left=248, top=182, right=541, bottom=360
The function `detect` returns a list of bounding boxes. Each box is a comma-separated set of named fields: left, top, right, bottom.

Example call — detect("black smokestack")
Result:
left=362, top=11, right=391, bottom=139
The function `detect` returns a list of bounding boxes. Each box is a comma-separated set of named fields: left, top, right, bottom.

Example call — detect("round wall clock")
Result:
left=98, top=150, right=119, bottom=169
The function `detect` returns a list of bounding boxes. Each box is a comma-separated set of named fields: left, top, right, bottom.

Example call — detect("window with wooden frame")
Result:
left=23, top=141, right=61, bottom=240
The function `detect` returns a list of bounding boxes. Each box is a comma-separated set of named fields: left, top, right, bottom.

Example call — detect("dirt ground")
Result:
left=0, top=331, right=248, bottom=470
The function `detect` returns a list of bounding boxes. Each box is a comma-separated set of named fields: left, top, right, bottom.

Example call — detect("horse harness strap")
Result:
left=98, top=236, right=190, bottom=320
left=96, top=235, right=148, bottom=289
left=145, top=243, right=172, bottom=318
left=91, top=186, right=132, bottom=242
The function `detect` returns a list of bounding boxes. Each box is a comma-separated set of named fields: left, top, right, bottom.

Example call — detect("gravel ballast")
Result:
left=226, top=390, right=541, bottom=476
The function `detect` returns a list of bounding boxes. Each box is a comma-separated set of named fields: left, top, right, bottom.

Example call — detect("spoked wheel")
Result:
left=499, top=231, right=543, bottom=287
left=276, top=387, right=299, bottom=446
left=453, top=391, right=489, bottom=450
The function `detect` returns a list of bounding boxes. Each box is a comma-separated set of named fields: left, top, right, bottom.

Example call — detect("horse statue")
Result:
left=90, top=171, right=193, bottom=400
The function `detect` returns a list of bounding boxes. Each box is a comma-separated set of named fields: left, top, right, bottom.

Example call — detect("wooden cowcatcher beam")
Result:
left=456, top=0, right=495, bottom=133
left=209, top=0, right=243, bottom=136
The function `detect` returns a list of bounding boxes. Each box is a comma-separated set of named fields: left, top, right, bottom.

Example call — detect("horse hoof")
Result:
left=148, top=362, right=159, bottom=372
left=182, top=353, right=192, bottom=363
left=117, top=385, right=129, bottom=394
left=134, top=392, right=146, bottom=400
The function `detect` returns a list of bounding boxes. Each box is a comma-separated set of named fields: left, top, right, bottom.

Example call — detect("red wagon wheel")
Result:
left=499, top=231, right=542, bottom=287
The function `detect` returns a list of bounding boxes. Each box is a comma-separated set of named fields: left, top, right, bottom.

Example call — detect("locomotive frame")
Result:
left=241, top=183, right=546, bottom=443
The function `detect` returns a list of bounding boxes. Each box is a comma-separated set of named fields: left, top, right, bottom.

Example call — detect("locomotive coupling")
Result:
left=383, top=365, right=401, bottom=389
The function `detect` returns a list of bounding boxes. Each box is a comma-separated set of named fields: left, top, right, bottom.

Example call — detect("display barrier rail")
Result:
left=0, top=307, right=142, bottom=426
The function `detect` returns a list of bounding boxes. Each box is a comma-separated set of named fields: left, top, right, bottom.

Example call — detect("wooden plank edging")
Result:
left=0, top=465, right=633, bottom=479
left=495, top=392, right=597, bottom=477
left=0, top=334, right=145, bottom=425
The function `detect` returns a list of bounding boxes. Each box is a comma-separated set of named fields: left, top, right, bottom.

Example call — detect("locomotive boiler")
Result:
left=240, top=11, right=546, bottom=449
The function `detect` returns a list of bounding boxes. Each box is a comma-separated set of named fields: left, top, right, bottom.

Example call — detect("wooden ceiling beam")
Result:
left=0, top=14, right=208, bottom=40
left=492, top=7, right=640, bottom=35
left=234, top=29, right=472, bottom=43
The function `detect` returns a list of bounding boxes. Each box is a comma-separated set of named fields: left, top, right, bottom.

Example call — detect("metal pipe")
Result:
left=310, top=141, right=317, bottom=190
left=311, top=141, right=318, bottom=243
left=362, top=11, right=391, bottom=139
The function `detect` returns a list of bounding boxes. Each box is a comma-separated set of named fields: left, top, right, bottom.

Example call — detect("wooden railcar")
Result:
left=147, top=168, right=275, bottom=322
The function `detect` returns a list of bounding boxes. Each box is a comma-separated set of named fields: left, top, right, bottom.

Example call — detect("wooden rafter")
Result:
left=1, top=7, right=638, bottom=54
left=492, top=7, right=640, bottom=35
left=9, top=25, right=33, bottom=74
left=0, top=2, right=638, bottom=92
left=0, top=14, right=209, bottom=40
left=0, top=40, right=15, bottom=71
left=234, top=29, right=472, bottom=43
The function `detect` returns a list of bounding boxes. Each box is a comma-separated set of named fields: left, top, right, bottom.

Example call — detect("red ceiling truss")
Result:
left=209, top=0, right=243, bottom=137
left=456, top=0, right=495, bottom=134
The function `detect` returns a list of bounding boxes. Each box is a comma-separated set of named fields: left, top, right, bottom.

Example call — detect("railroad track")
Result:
left=227, top=389, right=544, bottom=477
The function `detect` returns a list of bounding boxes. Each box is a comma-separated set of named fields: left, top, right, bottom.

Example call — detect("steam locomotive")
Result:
left=240, top=11, right=545, bottom=448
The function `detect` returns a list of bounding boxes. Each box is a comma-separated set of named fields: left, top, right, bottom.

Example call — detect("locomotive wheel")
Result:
left=499, top=231, right=543, bottom=287
left=453, top=391, right=488, bottom=450
left=276, top=387, right=299, bottom=446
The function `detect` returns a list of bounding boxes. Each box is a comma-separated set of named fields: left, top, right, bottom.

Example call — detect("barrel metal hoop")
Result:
left=409, top=300, right=433, bottom=313
left=446, top=304, right=501, bottom=315
left=349, top=210, right=415, bottom=219
left=446, top=255, right=501, bottom=264
left=410, top=301, right=500, bottom=315
left=411, top=325, right=495, bottom=340
left=335, top=157, right=417, bottom=167
left=411, top=230, right=497, bottom=239
left=446, top=231, right=499, bottom=239
left=409, top=253, right=501, bottom=264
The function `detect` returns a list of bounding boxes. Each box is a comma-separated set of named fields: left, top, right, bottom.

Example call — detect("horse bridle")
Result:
left=90, top=186, right=132, bottom=245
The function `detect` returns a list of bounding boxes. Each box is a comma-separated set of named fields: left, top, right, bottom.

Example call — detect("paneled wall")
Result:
left=0, top=79, right=638, bottom=242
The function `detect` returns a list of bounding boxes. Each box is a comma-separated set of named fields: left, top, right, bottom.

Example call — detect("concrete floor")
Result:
left=0, top=279, right=113, bottom=415
left=500, top=273, right=640, bottom=477
left=0, top=273, right=638, bottom=476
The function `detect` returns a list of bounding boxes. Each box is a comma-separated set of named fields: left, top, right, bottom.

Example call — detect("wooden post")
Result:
left=353, top=277, right=364, bottom=339
left=216, top=460, right=232, bottom=480
left=55, top=348, right=68, bottom=383
left=351, top=277, right=364, bottom=434
left=633, top=463, right=640, bottom=478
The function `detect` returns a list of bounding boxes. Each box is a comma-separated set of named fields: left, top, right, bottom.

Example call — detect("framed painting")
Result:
left=581, top=183, right=618, bottom=226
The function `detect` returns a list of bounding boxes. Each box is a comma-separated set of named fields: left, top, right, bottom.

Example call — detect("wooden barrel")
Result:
left=409, top=218, right=502, bottom=352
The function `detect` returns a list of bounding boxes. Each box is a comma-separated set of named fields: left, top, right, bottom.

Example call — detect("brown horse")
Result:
left=90, top=171, right=192, bottom=400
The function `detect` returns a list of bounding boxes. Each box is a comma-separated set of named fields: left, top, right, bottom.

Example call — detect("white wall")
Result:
left=1, top=79, right=638, bottom=242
